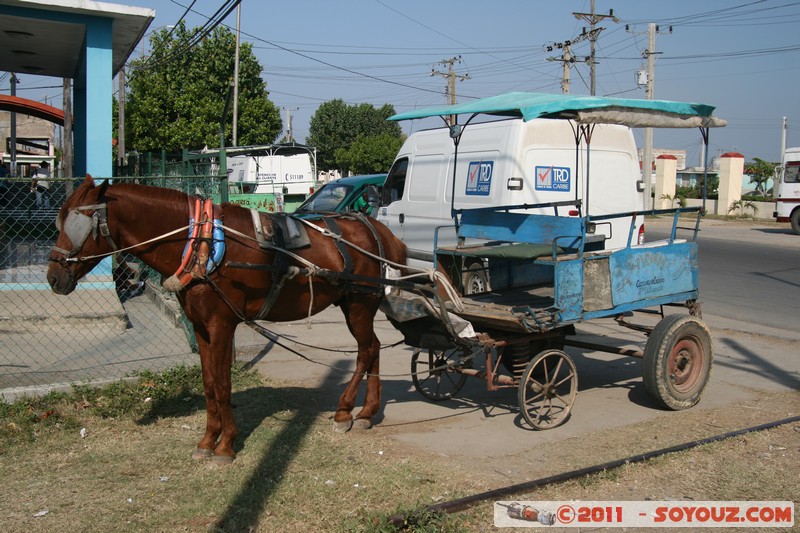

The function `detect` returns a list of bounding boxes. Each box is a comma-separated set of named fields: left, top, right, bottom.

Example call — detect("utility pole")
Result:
left=629, top=22, right=671, bottom=209
left=284, top=107, right=299, bottom=143
left=780, top=116, right=787, bottom=166
left=10, top=73, right=18, bottom=176
left=572, top=0, right=618, bottom=95
left=232, top=3, right=241, bottom=147
left=63, top=78, right=73, bottom=182
left=642, top=23, right=656, bottom=210
left=118, top=67, right=125, bottom=171
left=545, top=28, right=599, bottom=94
left=431, top=56, right=470, bottom=125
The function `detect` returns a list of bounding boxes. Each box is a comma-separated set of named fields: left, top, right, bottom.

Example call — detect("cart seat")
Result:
left=455, top=210, right=584, bottom=258
left=438, top=242, right=559, bottom=261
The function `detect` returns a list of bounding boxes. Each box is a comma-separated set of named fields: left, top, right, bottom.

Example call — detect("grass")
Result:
left=3, top=365, right=797, bottom=531
left=0, top=364, right=260, bottom=453
left=0, top=363, right=471, bottom=532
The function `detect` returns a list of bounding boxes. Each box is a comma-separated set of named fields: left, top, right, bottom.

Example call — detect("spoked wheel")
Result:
left=518, top=349, right=578, bottom=430
left=411, top=347, right=469, bottom=401
left=643, top=315, right=713, bottom=410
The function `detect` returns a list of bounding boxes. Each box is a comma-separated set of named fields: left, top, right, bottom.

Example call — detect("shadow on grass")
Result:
left=214, top=360, right=347, bottom=531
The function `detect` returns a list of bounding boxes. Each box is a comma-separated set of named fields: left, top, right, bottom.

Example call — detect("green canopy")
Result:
left=389, top=92, right=726, bottom=129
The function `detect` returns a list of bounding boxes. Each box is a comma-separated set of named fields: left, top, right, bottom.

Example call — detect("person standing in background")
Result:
left=31, top=160, right=51, bottom=209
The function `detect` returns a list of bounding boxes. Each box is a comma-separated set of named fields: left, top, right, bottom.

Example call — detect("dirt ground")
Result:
left=381, top=388, right=800, bottom=492
left=237, top=305, right=800, bottom=529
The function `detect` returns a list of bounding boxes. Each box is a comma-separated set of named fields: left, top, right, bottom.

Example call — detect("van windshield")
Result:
left=296, top=183, right=353, bottom=212
left=785, top=162, right=800, bottom=183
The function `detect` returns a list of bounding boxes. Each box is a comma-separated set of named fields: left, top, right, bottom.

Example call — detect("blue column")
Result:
left=73, top=17, right=113, bottom=180
left=72, top=17, right=114, bottom=284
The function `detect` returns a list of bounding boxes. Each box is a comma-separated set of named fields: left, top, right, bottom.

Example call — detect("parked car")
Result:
left=294, top=174, right=386, bottom=216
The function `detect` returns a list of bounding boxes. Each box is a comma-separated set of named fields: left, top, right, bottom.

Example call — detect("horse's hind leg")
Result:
left=333, top=295, right=382, bottom=432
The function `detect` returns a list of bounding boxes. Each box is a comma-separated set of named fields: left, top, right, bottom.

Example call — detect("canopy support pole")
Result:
left=699, top=126, right=710, bottom=214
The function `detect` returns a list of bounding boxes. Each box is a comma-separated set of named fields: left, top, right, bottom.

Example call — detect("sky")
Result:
left=4, top=0, right=800, bottom=165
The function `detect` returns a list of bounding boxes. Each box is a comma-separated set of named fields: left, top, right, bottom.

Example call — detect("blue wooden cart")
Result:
left=382, top=93, right=726, bottom=429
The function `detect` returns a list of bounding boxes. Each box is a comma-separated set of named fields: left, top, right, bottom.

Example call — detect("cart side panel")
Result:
left=583, top=257, right=613, bottom=311
left=608, top=242, right=699, bottom=308
left=554, top=258, right=584, bottom=322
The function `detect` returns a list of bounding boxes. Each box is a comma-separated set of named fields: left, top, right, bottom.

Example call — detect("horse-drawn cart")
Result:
left=381, top=93, right=726, bottom=429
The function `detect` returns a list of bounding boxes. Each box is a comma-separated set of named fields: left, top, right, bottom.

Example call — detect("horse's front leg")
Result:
left=334, top=296, right=381, bottom=432
left=193, top=332, right=220, bottom=460
left=192, top=322, right=237, bottom=463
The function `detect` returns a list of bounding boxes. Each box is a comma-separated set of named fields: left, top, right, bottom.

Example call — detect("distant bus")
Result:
left=774, top=146, right=800, bottom=234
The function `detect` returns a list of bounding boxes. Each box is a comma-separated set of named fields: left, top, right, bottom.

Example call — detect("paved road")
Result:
left=236, top=217, right=800, bottom=476
left=647, top=217, right=799, bottom=331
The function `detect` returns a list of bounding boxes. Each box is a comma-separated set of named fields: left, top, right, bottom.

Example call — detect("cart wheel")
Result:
left=518, top=349, right=578, bottom=430
left=643, top=315, right=713, bottom=410
left=411, top=347, right=468, bottom=401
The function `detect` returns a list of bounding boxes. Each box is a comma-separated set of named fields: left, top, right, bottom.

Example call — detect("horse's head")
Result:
left=47, top=175, right=115, bottom=295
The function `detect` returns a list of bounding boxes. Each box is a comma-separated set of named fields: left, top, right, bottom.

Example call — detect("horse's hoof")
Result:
left=209, top=455, right=235, bottom=466
left=352, top=418, right=372, bottom=431
left=333, top=419, right=353, bottom=433
left=191, top=448, right=213, bottom=461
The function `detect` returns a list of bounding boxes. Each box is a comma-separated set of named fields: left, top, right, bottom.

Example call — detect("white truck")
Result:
left=774, top=146, right=800, bottom=234
left=227, top=153, right=315, bottom=212
left=376, top=117, right=645, bottom=292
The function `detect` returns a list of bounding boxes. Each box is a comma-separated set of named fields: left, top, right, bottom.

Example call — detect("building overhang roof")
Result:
left=0, top=0, right=154, bottom=78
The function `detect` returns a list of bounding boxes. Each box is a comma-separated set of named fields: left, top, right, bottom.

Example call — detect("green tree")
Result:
left=744, top=157, right=777, bottom=195
left=307, top=99, right=403, bottom=171
left=335, top=133, right=405, bottom=175
left=125, top=22, right=281, bottom=152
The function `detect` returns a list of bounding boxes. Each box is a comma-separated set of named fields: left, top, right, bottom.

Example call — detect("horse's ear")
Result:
left=97, top=179, right=110, bottom=198
left=81, top=175, right=94, bottom=188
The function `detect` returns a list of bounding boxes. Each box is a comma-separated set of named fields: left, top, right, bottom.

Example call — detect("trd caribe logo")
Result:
left=465, top=161, right=494, bottom=196
left=535, top=165, right=571, bottom=192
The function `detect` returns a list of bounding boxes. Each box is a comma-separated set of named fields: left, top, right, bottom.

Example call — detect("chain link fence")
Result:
left=1, top=155, right=229, bottom=399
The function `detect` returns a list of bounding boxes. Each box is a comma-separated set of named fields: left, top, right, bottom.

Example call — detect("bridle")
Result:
left=51, top=203, right=117, bottom=262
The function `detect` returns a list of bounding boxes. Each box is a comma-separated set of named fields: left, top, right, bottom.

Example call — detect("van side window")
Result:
left=785, top=163, right=800, bottom=183
left=382, top=158, right=408, bottom=204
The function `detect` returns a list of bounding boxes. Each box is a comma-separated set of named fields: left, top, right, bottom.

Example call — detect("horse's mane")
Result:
left=103, top=182, right=191, bottom=211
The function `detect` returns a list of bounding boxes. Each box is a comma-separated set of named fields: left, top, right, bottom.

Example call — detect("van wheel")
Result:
left=462, top=262, right=489, bottom=295
left=791, top=209, right=800, bottom=235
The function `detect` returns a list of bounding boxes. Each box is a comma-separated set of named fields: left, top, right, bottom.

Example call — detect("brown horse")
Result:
left=47, top=176, right=407, bottom=463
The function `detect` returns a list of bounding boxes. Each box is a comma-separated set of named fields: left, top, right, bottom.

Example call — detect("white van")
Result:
left=376, top=118, right=645, bottom=291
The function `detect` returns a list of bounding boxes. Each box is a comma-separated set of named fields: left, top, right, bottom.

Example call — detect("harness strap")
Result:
left=351, top=212, right=385, bottom=262
left=255, top=215, right=292, bottom=320
left=324, top=216, right=353, bottom=277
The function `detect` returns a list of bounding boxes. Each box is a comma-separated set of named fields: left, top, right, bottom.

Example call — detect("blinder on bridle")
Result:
left=52, top=203, right=115, bottom=260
